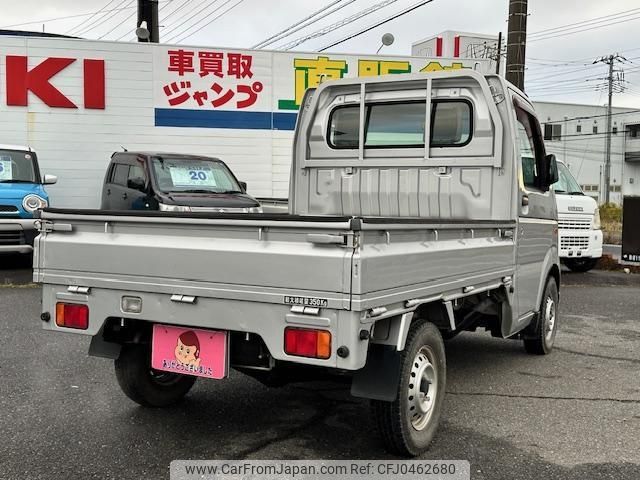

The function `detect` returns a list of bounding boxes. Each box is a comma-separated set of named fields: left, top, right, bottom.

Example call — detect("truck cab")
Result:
left=0, top=145, right=56, bottom=254
left=553, top=161, right=602, bottom=272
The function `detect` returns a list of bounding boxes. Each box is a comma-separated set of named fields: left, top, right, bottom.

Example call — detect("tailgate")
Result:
left=34, top=211, right=355, bottom=309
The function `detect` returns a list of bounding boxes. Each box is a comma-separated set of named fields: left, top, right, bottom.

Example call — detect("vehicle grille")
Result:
left=0, top=205, right=19, bottom=213
left=558, top=218, right=591, bottom=230
left=0, top=230, right=26, bottom=246
left=560, top=236, right=589, bottom=250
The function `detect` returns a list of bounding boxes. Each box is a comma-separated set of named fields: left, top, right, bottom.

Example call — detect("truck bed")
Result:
left=35, top=209, right=516, bottom=369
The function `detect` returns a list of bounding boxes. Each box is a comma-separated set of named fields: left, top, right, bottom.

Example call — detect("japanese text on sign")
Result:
left=163, top=49, right=262, bottom=109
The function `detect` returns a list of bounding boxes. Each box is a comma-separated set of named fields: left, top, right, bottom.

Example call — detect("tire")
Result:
left=114, top=344, right=197, bottom=407
left=523, top=277, right=559, bottom=355
left=565, top=258, right=598, bottom=272
left=371, top=321, right=446, bottom=457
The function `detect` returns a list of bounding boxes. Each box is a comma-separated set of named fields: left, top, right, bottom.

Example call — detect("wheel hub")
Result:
left=407, top=346, right=438, bottom=430
left=544, top=297, right=556, bottom=342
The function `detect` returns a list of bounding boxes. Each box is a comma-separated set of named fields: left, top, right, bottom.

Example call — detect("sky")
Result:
left=2, top=0, right=640, bottom=107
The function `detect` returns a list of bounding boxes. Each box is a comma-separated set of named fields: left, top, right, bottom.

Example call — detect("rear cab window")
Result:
left=328, top=100, right=473, bottom=149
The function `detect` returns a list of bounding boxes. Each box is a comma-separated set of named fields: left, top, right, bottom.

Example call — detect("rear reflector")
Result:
left=284, top=327, right=331, bottom=359
left=55, top=303, right=89, bottom=330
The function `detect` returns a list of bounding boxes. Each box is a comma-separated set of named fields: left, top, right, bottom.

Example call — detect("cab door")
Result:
left=513, top=99, right=557, bottom=320
left=103, top=163, right=130, bottom=210
left=126, top=161, right=150, bottom=210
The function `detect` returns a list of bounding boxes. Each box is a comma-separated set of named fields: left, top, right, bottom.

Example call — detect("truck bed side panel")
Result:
left=35, top=215, right=353, bottom=301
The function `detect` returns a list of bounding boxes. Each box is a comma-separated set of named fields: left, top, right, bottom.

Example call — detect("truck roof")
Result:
left=112, top=151, right=223, bottom=161
left=0, top=144, right=31, bottom=151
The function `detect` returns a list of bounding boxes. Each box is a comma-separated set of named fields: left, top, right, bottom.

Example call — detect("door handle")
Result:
left=122, top=193, right=128, bottom=200
left=106, top=188, right=111, bottom=195
left=521, top=195, right=529, bottom=207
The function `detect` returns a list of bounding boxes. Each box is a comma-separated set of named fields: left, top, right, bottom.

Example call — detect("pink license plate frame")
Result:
left=151, top=324, right=228, bottom=379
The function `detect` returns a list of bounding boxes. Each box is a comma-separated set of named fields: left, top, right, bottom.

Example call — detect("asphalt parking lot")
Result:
left=1, top=260, right=639, bottom=480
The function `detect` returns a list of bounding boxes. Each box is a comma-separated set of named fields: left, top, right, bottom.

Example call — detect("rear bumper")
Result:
left=559, top=229, right=603, bottom=259
left=39, top=284, right=369, bottom=371
left=0, top=219, right=37, bottom=253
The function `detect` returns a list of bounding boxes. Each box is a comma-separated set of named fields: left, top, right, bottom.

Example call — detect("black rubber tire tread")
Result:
left=524, top=277, right=559, bottom=355
left=371, top=320, right=446, bottom=457
left=115, top=344, right=197, bottom=407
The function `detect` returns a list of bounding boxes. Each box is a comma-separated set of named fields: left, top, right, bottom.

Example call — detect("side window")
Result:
left=515, top=106, right=546, bottom=190
left=111, top=164, right=129, bottom=186
left=328, top=100, right=472, bottom=149
left=128, top=164, right=145, bottom=182
left=431, top=101, right=472, bottom=146
left=329, top=107, right=359, bottom=148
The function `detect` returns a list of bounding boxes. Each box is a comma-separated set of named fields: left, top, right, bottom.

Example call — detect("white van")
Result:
left=553, top=162, right=602, bottom=272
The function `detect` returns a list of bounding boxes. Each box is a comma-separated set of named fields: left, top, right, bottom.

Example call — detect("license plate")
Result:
left=151, top=324, right=228, bottom=379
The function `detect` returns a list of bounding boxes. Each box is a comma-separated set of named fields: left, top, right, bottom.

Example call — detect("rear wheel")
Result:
left=523, top=278, right=559, bottom=355
left=564, top=258, right=598, bottom=272
left=115, top=344, right=197, bottom=407
left=371, top=321, right=446, bottom=456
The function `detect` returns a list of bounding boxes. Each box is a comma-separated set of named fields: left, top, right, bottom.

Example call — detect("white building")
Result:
left=533, top=101, right=640, bottom=204
left=0, top=32, right=638, bottom=208
left=0, top=34, right=490, bottom=208
left=412, top=30, right=640, bottom=204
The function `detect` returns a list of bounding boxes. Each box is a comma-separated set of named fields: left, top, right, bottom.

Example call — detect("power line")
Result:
left=526, top=65, right=597, bottom=82
left=276, top=0, right=400, bottom=50
left=529, top=7, right=640, bottom=37
left=159, top=0, right=177, bottom=12
left=253, top=0, right=352, bottom=49
left=529, top=11, right=640, bottom=43
left=172, top=0, right=247, bottom=43
left=0, top=5, right=136, bottom=31
left=527, top=75, right=603, bottom=87
left=160, top=0, right=218, bottom=40
left=116, top=0, right=189, bottom=42
left=540, top=109, right=640, bottom=124
left=97, top=0, right=137, bottom=40
left=66, top=0, right=119, bottom=35
left=75, top=0, right=132, bottom=37
left=318, top=0, right=437, bottom=52
left=160, top=0, right=191, bottom=23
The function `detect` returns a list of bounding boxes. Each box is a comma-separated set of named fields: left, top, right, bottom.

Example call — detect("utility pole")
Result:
left=505, top=0, right=528, bottom=91
left=594, top=53, right=626, bottom=204
left=137, top=0, right=159, bottom=43
left=495, top=31, right=502, bottom=75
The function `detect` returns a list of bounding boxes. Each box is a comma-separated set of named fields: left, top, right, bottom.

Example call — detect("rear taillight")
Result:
left=55, top=303, right=89, bottom=330
left=284, top=327, right=331, bottom=359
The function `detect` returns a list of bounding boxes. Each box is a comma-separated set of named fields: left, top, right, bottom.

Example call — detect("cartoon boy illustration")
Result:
left=174, top=331, right=201, bottom=368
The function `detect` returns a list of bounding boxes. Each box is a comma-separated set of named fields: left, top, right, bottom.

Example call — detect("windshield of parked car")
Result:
left=0, top=149, right=37, bottom=183
left=150, top=156, right=241, bottom=194
left=553, top=162, right=583, bottom=195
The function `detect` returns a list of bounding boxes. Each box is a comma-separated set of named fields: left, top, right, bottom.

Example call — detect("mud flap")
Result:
left=350, top=344, right=401, bottom=402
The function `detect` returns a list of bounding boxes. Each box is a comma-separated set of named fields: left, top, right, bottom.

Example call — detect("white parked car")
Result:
left=553, top=162, right=603, bottom=272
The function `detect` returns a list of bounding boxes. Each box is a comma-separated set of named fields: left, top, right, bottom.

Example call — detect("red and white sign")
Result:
left=3, top=55, right=105, bottom=109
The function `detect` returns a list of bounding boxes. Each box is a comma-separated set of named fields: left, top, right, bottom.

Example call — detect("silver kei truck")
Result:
left=34, top=70, right=560, bottom=457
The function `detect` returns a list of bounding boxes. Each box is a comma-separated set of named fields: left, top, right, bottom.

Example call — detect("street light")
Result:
left=376, top=33, right=395, bottom=54
left=136, top=21, right=150, bottom=42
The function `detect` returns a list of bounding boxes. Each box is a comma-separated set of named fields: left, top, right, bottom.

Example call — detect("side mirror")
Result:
left=239, top=181, right=247, bottom=192
left=547, top=154, right=559, bottom=186
left=127, top=177, right=146, bottom=192
left=42, top=174, right=57, bottom=185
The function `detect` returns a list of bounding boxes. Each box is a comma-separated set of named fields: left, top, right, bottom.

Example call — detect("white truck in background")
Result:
left=553, top=162, right=603, bottom=272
